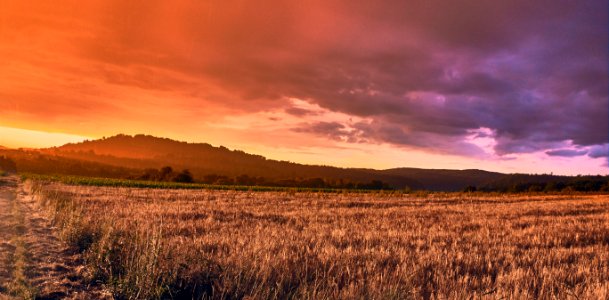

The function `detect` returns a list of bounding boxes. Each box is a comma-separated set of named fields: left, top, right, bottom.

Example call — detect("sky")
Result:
left=0, top=0, right=607, bottom=175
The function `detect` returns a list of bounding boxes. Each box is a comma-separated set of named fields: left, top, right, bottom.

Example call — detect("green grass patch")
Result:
left=20, top=173, right=385, bottom=193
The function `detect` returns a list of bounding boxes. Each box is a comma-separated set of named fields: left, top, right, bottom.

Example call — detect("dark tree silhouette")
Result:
left=160, top=166, right=173, bottom=181
left=173, top=169, right=194, bottom=183
left=0, top=156, right=17, bottom=173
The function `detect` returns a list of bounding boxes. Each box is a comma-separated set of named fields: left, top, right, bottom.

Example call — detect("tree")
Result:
left=139, top=168, right=160, bottom=181
left=173, top=169, right=194, bottom=183
left=463, top=185, right=477, bottom=192
left=0, top=156, right=17, bottom=173
left=160, top=166, right=173, bottom=181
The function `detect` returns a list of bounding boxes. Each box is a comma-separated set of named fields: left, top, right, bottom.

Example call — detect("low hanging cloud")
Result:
left=588, top=144, right=609, bottom=159
left=284, top=107, right=319, bottom=117
left=1, top=1, right=607, bottom=160
left=546, top=149, right=589, bottom=158
left=544, top=143, right=609, bottom=159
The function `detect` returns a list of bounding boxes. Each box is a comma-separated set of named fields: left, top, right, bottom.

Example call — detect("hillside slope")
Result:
left=47, top=135, right=426, bottom=189
left=2, top=134, right=603, bottom=191
left=51, top=134, right=508, bottom=190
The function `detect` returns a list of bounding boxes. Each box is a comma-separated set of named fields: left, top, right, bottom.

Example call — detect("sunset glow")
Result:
left=1, top=1, right=607, bottom=175
left=0, top=126, right=90, bottom=149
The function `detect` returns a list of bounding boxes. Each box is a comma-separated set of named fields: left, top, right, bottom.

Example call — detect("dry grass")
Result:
left=3, top=188, right=37, bottom=299
left=27, top=180, right=609, bottom=299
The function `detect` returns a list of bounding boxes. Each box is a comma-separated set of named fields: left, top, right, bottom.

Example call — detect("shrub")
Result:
left=173, top=169, right=194, bottom=183
left=0, top=156, right=17, bottom=173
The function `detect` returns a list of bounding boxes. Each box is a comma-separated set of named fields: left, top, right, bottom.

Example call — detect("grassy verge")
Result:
left=29, top=180, right=212, bottom=299
left=21, top=173, right=389, bottom=193
left=5, top=191, right=37, bottom=299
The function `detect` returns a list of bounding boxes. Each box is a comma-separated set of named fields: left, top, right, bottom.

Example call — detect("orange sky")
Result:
left=0, top=1, right=607, bottom=175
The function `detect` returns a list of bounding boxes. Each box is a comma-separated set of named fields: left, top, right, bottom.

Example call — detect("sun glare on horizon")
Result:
left=0, top=126, right=91, bottom=149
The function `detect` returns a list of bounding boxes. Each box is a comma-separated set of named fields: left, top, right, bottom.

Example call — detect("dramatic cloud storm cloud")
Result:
left=0, top=0, right=607, bottom=174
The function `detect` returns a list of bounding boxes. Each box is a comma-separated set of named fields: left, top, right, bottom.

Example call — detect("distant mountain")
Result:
left=45, top=134, right=424, bottom=189
left=37, top=134, right=513, bottom=190
left=0, top=134, right=603, bottom=192
left=0, top=134, right=604, bottom=191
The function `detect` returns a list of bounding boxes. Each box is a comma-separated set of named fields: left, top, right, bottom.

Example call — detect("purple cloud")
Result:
left=588, top=144, right=609, bottom=159
left=281, top=2, right=608, bottom=156
left=3, top=1, right=606, bottom=159
left=284, top=107, right=318, bottom=117
left=546, top=149, right=589, bottom=157
left=293, top=122, right=354, bottom=142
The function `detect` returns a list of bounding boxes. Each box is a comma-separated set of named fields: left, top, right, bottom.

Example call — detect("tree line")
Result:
left=135, top=167, right=392, bottom=190
left=464, top=175, right=609, bottom=193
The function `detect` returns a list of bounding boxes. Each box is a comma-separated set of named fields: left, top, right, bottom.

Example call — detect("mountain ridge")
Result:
left=52, top=134, right=495, bottom=173
left=0, top=134, right=605, bottom=191
left=41, top=134, right=507, bottom=190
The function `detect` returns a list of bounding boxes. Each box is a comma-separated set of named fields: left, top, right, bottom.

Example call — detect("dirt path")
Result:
left=0, top=176, right=111, bottom=299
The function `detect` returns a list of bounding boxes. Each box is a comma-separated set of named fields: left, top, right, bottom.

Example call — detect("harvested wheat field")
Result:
left=25, top=180, right=609, bottom=299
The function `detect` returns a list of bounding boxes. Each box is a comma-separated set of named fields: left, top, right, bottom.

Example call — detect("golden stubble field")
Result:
left=28, top=180, right=609, bottom=299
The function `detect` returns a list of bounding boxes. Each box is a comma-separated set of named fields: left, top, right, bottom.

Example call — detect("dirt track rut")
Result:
left=0, top=176, right=110, bottom=299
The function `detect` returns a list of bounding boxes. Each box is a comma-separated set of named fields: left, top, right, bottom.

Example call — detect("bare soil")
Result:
left=0, top=176, right=110, bottom=299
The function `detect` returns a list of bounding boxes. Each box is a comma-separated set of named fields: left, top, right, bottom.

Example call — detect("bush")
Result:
left=463, top=185, right=477, bottom=192
left=173, top=169, right=194, bottom=183
left=0, top=156, right=17, bottom=173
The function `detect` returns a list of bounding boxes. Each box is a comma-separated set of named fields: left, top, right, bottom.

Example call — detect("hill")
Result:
left=0, top=148, right=138, bottom=178
left=45, top=134, right=424, bottom=189
left=0, top=133, right=598, bottom=192
left=47, top=134, right=510, bottom=190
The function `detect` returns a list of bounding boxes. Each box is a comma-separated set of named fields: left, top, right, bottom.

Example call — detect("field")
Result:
left=26, top=179, right=609, bottom=299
